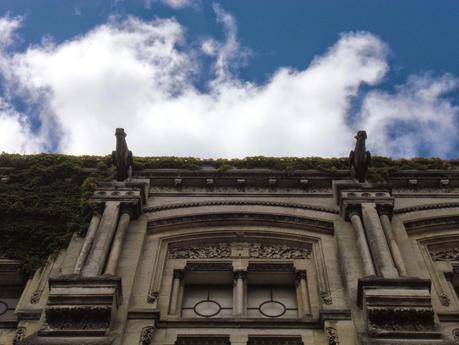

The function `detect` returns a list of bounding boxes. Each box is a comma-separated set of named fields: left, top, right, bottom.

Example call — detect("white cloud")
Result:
left=161, top=0, right=193, bottom=9
left=0, top=11, right=457, bottom=158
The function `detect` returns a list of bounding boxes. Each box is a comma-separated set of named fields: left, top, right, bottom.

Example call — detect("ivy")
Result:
left=0, top=153, right=457, bottom=273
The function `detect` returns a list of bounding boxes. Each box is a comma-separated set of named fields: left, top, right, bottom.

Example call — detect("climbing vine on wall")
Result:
left=0, top=153, right=457, bottom=273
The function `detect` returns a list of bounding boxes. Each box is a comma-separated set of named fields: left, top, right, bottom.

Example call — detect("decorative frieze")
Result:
left=168, top=244, right=231, bottom=259
left=249, top=243, right=311, bottom=259
left=168, top=243, right=311, bottom=260
left=429, top=246, right=459, bottom=262
left=45, top=306, right=111, bottom=330
left=247, top=337, right=303, bottom=345
left=367, top=307, right=436, bottom=334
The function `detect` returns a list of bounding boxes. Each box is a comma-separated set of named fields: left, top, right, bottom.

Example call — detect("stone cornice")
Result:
left=405, top=216, right=459, bottom=233
left=143, top=200, right=338, bottom=214
left=147, top=212, right=334, bottom=234
left=394, top=202, right=459, bottom=214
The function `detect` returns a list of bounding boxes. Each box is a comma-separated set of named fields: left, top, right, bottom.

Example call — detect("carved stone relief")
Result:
left=249, top=243, right=311, bottom=259
left=429, top=246, right=459, bottom=262
left=326, top=327, right=339, bottom=345
left=168, top=242, right=311, bottom=259
left=139, top=326, right=155, bottom=345
left=453, top=328, right=459, bottom=344
left=367, top=307, right=436, bottom=335
left=13, top=327, right=26, bottom=345
left=168, top=244, right=231, bottom=259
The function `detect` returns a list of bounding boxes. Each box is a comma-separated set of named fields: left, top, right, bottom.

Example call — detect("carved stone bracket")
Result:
left=326, top=327, right=339, bottom=345
left=13, top=327, right=26, bottom=345
left=139, top=326, right=155, bottom=345
left=453, top=328, right=459, bottom=344
left=42, top=275, right=122, bottom=336
left=357, top=277, right=440, bottom=339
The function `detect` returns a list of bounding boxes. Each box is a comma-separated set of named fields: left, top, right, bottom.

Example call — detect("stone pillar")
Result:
left=104, top=207, right=132, bottom=275
left=234, top=271, right=246, bottom=315
left=73, top=212, right=101, bottom=275
left=295, top=270, right=310, bottom=317
left=169, top=270, right=184, bottom=315
left=348, top=206, right=376, bottom=277
left=361, top=203, right=398, bottom=278
left=378, top=206, right=407, bottom=276
left=82, top=201, right=120, bottom=277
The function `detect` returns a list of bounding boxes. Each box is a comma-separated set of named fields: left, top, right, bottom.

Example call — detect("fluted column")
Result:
left=295, top=270, right=311, bottom=317
left=348, top=206, right=376, bottom=277
left=169, top=270, right=184, bottom=315
left=378, top=206, right=407, bottom=276
left=361, top=203, right=398, bottom=278
left=82, top=201, right=120, bottom=276
left=234, top=271, right=246, bottom=316
left=73, top=212, right=101, bottom=275
left=104, top=207, right=132, bottom=275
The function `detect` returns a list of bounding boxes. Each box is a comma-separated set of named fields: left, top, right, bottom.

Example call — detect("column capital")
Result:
left=295, top=270, right=307, bottom=282
left=344, top=203, right=362, bottom=220
left=173, top=269, right=184, bottom=280
left=376, top=203, right=394, bottom=219
left=233, top=270, right=247, bottom=280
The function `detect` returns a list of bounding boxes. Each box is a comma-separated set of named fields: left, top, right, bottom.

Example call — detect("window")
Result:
left=182, top=285, right=233, bottom=318
left=247, top=264, right=299, bottom=319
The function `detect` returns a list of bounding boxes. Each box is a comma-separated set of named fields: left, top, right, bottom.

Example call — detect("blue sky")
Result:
left=0, top=0, right=458, bottom=158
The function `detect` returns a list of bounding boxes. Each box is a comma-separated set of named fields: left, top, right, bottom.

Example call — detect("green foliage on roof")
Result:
left=0, top=153, right=457, bottom=273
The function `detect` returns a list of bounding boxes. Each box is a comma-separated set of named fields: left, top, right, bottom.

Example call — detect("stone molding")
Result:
left=148, top=212, right=334, bottom=234
left=248, top=263, right=295, bottom=272
left=175, top=336, right=230, bottom=345
left=405, top=216, right=459, bottom=233
left=395, top=201, right=459, bottom=214
left=184, top=262, right=233, bottom=271
left=143, top=200, right=338, bottom=215
left=247, top=337, right=303, bottom=345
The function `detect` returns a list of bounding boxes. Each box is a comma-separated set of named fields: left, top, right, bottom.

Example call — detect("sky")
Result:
left=0, top=0, right=458, bottom=158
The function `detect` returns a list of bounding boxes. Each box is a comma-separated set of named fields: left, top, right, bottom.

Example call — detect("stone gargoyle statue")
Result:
left=349, top=130, right=371, bottom=183
left=112, top=128, right=133, bottom=182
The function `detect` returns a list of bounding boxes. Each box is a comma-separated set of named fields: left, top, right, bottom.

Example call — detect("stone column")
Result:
left=295, top=271, right=310, bottom=317
left=234, top=271, right=246, bottom=316
left=361, top=203, right=398, bottom=278
left=378, top=206, right=407, bottom=276
left=82, top=201, right=120, bottom=277
left=104, top=207, right=132, bottom=275
left=169, top=270, right=184, bottom=315
left=73, top=212, right=101, bottom=275
left=348, top=206, right=376, bottom=277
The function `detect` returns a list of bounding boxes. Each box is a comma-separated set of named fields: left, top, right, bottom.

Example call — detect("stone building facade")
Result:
left=2, top=161, right=459, bottom=344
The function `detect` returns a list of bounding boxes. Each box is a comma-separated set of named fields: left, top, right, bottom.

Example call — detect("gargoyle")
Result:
left=349, top=130, right=371, bottom=183
left=112, top=128, right=133, bottom=182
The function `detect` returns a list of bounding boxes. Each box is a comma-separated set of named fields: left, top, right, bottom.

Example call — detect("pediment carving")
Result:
left=429, top=245, right=459, bottom=262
